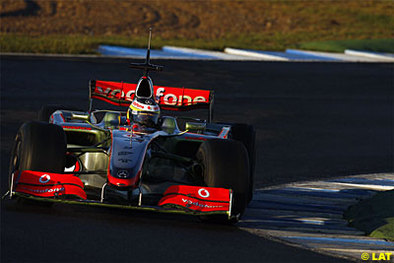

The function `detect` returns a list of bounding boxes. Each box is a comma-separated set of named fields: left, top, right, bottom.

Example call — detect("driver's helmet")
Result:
left=127, top=98, right=160, bottom=128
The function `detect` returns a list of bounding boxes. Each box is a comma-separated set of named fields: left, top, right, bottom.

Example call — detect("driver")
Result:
left=127, top=98, right=160, bottom=130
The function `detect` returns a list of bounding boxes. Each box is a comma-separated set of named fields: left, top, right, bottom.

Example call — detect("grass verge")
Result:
left=1, top=0, right=393, bottom=54
left=2, top=34, right=394, bottom=55
left=344, top=190, right=394, bottom=241
left=296, top=39, right=394, bottom=53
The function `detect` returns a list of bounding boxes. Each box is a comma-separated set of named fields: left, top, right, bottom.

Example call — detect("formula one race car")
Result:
left=5, top=31, right=255, bottom=223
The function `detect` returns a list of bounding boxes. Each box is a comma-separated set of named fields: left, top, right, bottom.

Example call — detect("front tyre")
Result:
left=229, top=123, right=256, bottom=203
left=197, top=139, right=250, bottom=223
left=8, top=121, right=67, bottom=203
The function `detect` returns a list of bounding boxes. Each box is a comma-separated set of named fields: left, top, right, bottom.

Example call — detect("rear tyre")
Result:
left=197, top=139, right=250, bottom=223
left=8, top=121, right=67, bottom=204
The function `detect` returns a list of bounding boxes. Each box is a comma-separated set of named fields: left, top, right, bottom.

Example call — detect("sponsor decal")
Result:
left=92, top=81, right=210, bottom=108
left=20, top=186, right=65, bottom=194
left=39, top=174, right=51, bottom=184
left=157, top=88, right=206, bottom=106
left=182, top=198, right=224, bottom=209
left=118, top=159, right=131, bottom=163
left=158, top=185, right=231, bottom=212
left=131, top=100, right=159, bottom=112
left=132, top=101, right=144, bottom=109
left=108, top=170, right=140, bottom=187
left=15, top=170, right=87, bottom=199
left=62, top=126, right=92, bottom=130
left=116, top=170, right=129, bottom=178
left=198, top=188, right=210, bottom=198
left=118, top=151, right=132, bottom=156
left=183, top=136, right=208, bottom=141
left=96, top=86, right=131, bottom=98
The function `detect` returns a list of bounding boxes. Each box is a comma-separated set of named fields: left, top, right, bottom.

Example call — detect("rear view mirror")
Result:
left=185, top=122, right=206, bottom=134
left=71, top=113, right=90, bottom=121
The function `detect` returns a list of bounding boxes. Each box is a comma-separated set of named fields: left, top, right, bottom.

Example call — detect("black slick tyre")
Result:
left=228, top=123, right=256, bottom=203
left=196, top=139, right=250, bottom=223
left=8, top=121, right=67, bottom=203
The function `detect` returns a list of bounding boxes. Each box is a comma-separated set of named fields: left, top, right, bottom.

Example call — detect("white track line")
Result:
left=345, top=50, right=394, bottom=62
left=286, top=49, right=385, bottom=62
left=224, top=48, right=289, bottom=61
left=162, top=46, right=262, bottom=60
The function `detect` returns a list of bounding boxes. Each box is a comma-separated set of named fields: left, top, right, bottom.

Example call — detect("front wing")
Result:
left=9, top=170, right=234, bottom=219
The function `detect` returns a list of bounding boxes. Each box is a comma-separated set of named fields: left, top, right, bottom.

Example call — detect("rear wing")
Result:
left=89, top=80, right=214, bottom=122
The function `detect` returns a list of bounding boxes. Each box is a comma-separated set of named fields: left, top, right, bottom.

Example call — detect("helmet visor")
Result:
left=132, top=112, right=159, bottom=127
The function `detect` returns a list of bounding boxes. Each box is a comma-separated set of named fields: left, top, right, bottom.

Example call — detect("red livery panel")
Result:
left=158, top=185, right=231, bottom=212
left=90, top=80, right=212, bottom=111
left=14, top=170, right=87, bottom=200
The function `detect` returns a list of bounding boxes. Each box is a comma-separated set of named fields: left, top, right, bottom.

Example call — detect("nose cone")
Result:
left=136, top=76, right=154, bottom=99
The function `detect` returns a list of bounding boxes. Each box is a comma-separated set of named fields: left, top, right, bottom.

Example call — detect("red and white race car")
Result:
left=5, top=32, right=255, bottom=223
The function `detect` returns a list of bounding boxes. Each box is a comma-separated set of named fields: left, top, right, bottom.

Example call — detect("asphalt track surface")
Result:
left=1, top=55, right=392, bottom=262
